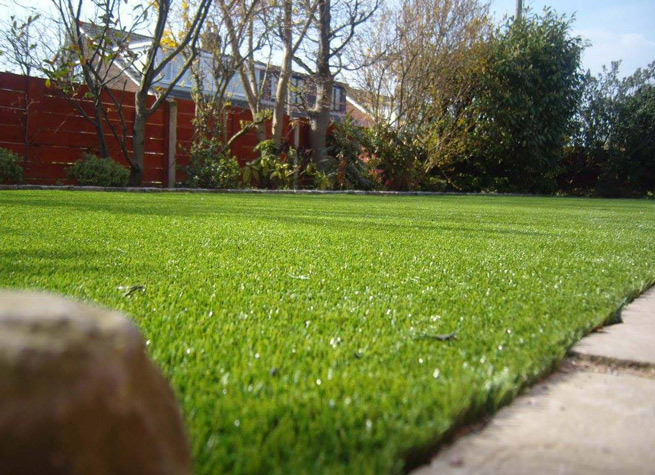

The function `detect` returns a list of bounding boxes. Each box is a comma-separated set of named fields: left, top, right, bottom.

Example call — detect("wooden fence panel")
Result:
left=0, top=71, right=317, bottom=187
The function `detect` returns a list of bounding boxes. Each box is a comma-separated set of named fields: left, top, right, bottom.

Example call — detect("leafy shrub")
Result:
left=471, top=9, right=583, bottom=193
left=419, top=175, right=449, bottom=192
left=0, top=148, right=23, bottom=184
left=306, top=167, right=334, bottom=190
left=68, top=153, right=130, bottom=187
left=565, top=61, right=655, bottom=196
left=184, top=139, right=241, bottom=189
left=365, top=125, right=425, bottom=191
left=427, top=9, right=584, bottom=193
left=243, top=140, right=297, bottom=189
left=326, top=117, right=378, bottom=190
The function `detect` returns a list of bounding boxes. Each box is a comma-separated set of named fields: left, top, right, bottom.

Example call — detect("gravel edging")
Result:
left=3, top=184, right=652, bottom=200
left=0, top=184, right=559, bottom=197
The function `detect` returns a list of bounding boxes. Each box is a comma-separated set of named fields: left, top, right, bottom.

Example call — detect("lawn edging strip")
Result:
left=0, top=184, right=544, bottom=197
left=414, top=285, right=655, bottom=474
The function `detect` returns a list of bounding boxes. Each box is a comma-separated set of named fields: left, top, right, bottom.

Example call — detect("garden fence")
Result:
left=0, top=72, right=310, bottom=186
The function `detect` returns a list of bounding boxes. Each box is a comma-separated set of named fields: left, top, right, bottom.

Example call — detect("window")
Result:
left=331, top=86, right=345, bottom=113
left=269, top=75, right=278, bottom=102
left=290, top=76, right=304, bottom=105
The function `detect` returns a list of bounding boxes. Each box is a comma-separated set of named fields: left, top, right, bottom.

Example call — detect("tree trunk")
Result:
left=130, top=96, right=147, bottom=187
left=310, top=91, right=332, bottom=170
left=310, top=0, right=333, bottom=170
left=93, top=98, right=109, bottom=158
left=272, top=73, right=291, bottom=146
left=255, top=122, right=267, bottom=144
left=272, top=0, right=293, bottom=146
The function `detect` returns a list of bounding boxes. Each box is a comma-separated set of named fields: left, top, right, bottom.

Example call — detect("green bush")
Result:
left=419, top=175, right=449, bottom=192
left=0, top=148, right=24, bottom=184
left=564, top=61, right=655, bottom=196
left=68, top=153, right=129, bottom=187
left=184, top=137, right=241, bottom=189
left=243, top=140, right=297, bottom=189
left=365, top=125, right=425, bottom=191
left=185, top=153, right=241, bottom=190
left=429, top=9, right=584, bottom=193
left=326, top=117, right=378, bottom=190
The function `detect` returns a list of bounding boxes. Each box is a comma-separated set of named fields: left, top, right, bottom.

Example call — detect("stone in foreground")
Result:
left=0, top=291, right=190, bottom=475
left=414, top=368, right=655, bottom=475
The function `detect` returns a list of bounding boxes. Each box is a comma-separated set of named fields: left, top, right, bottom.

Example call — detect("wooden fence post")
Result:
left=167, top=99, right=178, bottom=188
left=25, top=77, right=45, bottom=183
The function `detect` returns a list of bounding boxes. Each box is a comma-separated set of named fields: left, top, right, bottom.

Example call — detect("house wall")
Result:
left=0, top=72, right=311, bottom=186
left=346, top=101, right=374, bottom=128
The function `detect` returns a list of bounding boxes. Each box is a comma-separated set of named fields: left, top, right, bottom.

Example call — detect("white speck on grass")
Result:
left=433, top=368, right=440, bottom=379
left=366, top=419, right=373, bottom=431
left=234, top=420, right=240, bottom=427
left=419, top=358, right=424, bottom=364
left=316, top=379, right=322, bottom=386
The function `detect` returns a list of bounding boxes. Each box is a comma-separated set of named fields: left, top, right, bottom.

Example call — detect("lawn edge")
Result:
left=401, top=280, right=655, bottom=473
left=3, top=184, right=653, bottom=200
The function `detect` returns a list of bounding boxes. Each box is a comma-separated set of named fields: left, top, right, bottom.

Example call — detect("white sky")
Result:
left=3, top=0, right=654, bottom=77
left=491, top=0, right=655, bottom=76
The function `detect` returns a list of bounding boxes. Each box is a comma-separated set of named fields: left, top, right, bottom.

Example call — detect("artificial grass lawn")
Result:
left=1, top=191, right=654, bottom=474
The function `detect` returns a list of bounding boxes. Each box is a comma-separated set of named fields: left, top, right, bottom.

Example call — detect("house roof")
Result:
left=76, top=21, right=348, bottom=119
left=78, top=21, right=151, bottom=44
left=79, top=22, right=348, bottom=88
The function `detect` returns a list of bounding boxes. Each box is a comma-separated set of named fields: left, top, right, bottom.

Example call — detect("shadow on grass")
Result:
left=0, top=196, right=555, bottom=239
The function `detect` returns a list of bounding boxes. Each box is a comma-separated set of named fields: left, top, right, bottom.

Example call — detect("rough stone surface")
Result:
left=0, top=291, right=191, bottom=475
left=414, top=368, right=655, bottom=475
left=570, top=286, right=655, bottom=366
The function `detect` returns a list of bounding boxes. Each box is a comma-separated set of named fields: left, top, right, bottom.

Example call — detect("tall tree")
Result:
left=48, top=0, right=149, bottom=162
left=566, top=61, right=655, bottom=196
left=0, top=7, right=62, bottom=76
left=130, top=0, right=211, bottom=185
left=295, top=0, right=379, bottom=169
left=356, top=0, right=491, bottom=134
left=217, top=0, right=271, bottom=143
left=48, top=0, right=211, bottom=186
left=182, top=3, right=271, bottom=157
left=434, top=8, right=585, bottom=192
left=269, top=0, right=317, bottom=146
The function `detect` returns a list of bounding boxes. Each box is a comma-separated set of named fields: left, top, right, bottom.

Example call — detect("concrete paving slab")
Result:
left=414, top=368, right=655, bottom=475
left=571, top=286, right=655, bottom=367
